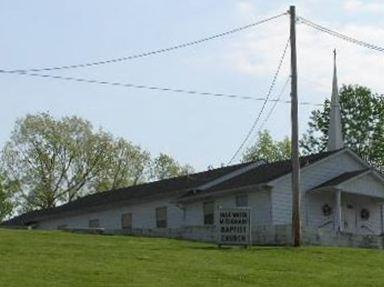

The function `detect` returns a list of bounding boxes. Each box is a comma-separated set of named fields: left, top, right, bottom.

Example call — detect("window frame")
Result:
left=156, top=207, right=167, bottom=228
left=121, top=213, right=133, bottom=230
left=236, top=194, right=248, bottom=207
left=203, top=201, right=215, bottom=225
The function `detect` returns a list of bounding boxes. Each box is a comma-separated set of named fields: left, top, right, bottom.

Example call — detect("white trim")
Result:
left=370, top=169, right=384, bottom=184
left=177, top=183, right=264, bottom=204
left=335, top=189, right=342, bottom=232
left=310, top=186, right=337, bottom=193
left=381, top=204, right=384, bottom=234
left=311, top=186, right=384, bottom=200
left=344, top=149, right=371, bottom=169
left=337, top=170, right=384, bottom=190
left=330, top=169, right=370, bottom=187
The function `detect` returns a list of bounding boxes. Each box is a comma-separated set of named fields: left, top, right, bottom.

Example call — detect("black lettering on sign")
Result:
left=218, top=208, right=251, bottom=246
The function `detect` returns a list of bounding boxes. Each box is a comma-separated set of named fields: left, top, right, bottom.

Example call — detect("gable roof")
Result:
left=184, top=149, right=342, bottom=196
left=2, top=149, right=342, bottom=226
left=312, top=169, right=369, bottom=190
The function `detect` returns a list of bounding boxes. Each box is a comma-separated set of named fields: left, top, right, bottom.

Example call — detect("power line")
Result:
left=227, top=37, right=290, bottom=164
left=0, top=69, right=322, bottom=106
left=247, top=76, right=290, bottom=149
left=250, top=75, right=291, bottom=144
left=6, top=12, right=287, bottom=73
left=298, top=16, right=384, bottom=53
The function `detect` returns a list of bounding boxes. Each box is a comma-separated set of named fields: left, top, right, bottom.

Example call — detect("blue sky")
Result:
left=1, top=0, right=383, bottom=170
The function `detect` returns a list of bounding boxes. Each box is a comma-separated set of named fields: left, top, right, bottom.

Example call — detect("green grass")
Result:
left=1, top=229, right=384, bottom=287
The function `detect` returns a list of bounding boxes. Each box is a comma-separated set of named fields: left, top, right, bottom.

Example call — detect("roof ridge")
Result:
left=108, top=160, right=254, bottom=192
left=116, top=149, right=344, bottom=192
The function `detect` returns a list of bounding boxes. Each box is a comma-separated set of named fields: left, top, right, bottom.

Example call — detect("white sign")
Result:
left=218, top=208, right=251, bottom=246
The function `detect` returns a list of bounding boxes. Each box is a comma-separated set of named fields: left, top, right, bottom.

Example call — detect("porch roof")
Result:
left=312, top=169, right=369, bottom=190
left=311, top=168, right=384, bottom=199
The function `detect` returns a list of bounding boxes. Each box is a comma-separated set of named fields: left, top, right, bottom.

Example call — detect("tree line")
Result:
left=0, top=113, right=192, bottom=219
left=1, top=84, right=383, bottom=221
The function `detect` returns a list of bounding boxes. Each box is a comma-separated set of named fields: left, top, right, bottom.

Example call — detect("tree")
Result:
left=242, top=130, right=291, bottom=163
left=301, top=84, right=384, bottom=171
left=1, top=113, right=114, bottom=210
left=150, top=153, right=194, bottom=180
left=0, top=171, right=18, bottom=221
left=1, top=113, right=195, bottom=212
left=91, top=138, right=151, bottom=192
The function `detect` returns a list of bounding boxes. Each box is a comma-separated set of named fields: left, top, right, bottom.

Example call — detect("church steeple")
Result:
left=327, top=49, right=344, bottom=151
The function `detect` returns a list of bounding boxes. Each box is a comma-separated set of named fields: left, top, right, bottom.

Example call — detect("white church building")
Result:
left=3, top=54, right=384, bottom=248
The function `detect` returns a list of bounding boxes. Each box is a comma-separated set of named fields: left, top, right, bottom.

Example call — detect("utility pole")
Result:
left=289, top=5, right=301, bottom=247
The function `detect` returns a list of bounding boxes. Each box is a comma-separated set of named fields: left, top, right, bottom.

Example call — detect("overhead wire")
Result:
left=249, top=75, right=291, bottom=145
left=1, top=11, right=342, bottom=165
left=227, top=37, right=290, bottom=165
left=0, top=68, right=322, bottom=106
left=298, top=16, right=384, bottom=53
left=5, top=12, right=288, bottom=73
left=5, top=11, right=382, bottom=169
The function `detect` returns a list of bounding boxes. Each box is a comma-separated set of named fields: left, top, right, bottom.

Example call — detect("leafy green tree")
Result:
left=92, top=138, right=151, bottom=191
left=0, top=172, right=18, bottom=221
left=1, top=113, right=116, bottom=210
left=301, top=85, right=384, bottom=171
left=150, top=153, right=194, bottom=180
left=1, top=113, right=195, bottom=212
left=242, top=130, right=291, bottom=163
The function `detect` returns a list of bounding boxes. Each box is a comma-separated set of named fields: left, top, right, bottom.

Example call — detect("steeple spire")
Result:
left=327, top=49, right=344, bottom=151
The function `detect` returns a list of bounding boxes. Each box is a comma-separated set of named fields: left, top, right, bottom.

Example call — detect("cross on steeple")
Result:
left=327, top=49, right=344, bottom=151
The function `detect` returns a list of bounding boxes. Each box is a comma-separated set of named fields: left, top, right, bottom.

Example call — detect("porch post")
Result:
left=381, top=204, right=384, bottom=235
left=335, top=189, right=342, bottom=232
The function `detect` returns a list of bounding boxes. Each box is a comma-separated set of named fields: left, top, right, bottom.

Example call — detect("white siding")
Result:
left=183, top=189, right=272, bottom=228
left=184, top=201, right=203, bottom=226
left=306, top=191, right=336, bottom=231
left=38, top=199, right=184, bottom=230
left=270, top=151, right=367, bottom=225
left=249, top=190, right=272, bottom=226
left=340, top=173, right=384, bottom=198
left=38, top=189, right=272, bottom=231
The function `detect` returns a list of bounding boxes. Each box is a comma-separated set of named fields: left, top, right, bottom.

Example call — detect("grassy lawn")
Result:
left=1, top=229, right=384, bottom=286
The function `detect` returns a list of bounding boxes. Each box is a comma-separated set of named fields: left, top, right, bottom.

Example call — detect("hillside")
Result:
left=1, top=229, right=384, bottom=287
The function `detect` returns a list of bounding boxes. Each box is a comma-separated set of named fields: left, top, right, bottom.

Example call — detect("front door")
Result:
left=343, top=201, right=357, bottom=233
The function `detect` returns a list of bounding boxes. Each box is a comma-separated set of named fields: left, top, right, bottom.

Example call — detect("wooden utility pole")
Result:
left=289, top=5, right=301, bottom=247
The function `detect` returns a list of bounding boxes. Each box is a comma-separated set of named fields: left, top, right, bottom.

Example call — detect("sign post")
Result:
left=218, top=208, right=251, bottom=247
